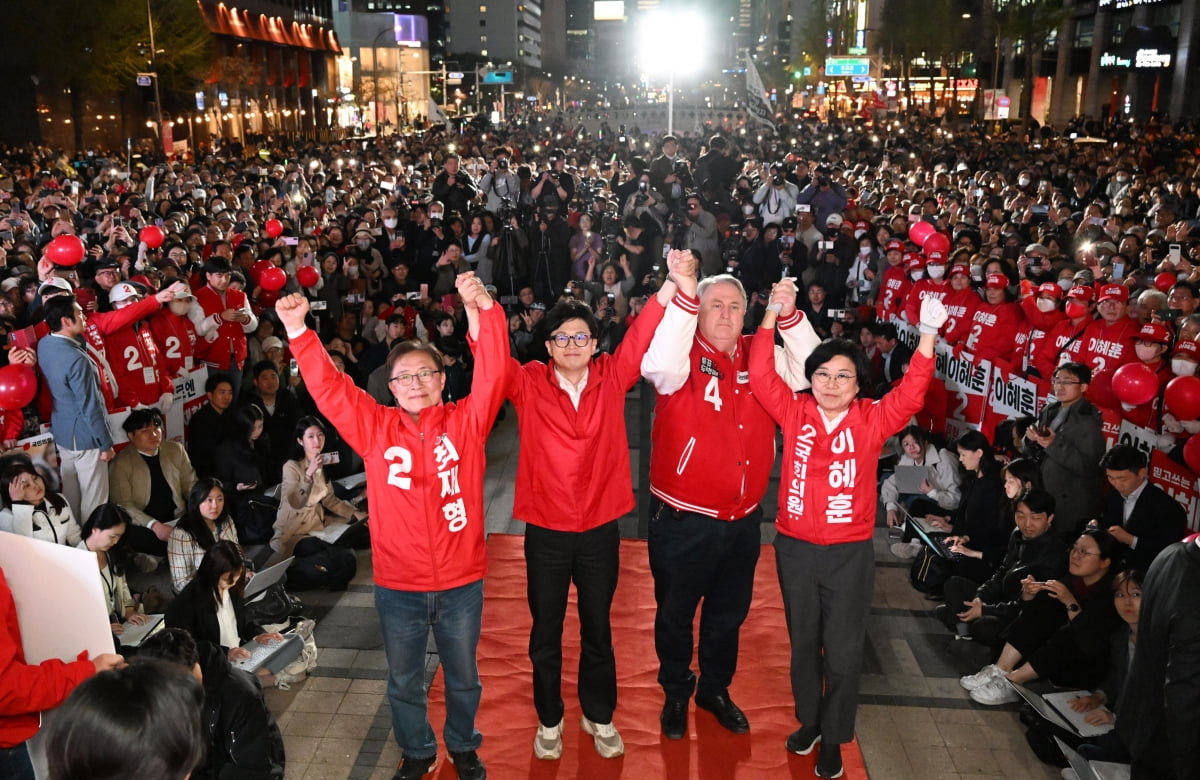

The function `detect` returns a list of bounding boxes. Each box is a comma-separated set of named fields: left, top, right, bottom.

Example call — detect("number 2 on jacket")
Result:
left=385, top=446, right=413, bottom=489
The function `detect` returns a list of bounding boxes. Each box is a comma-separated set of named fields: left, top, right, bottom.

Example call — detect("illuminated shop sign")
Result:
left=1100, top=48, right=1171, bottom=69
left=1098, top=0, right=1166, bottom=8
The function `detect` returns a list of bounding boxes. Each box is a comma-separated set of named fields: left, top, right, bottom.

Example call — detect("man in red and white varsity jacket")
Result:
left=639, top=253, right=818, bottom=740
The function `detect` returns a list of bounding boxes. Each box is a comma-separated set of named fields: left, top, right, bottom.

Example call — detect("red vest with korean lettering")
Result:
left=148, top=308, right=198, bottom=378
left=904, top=279, right=950, bottom=325
left=964, top=300, right=1025, bottom=367
left=876, top=266, right=911, bottom=323
left=1080, top=317, right=1140, bottom=375
left=940, top=288, right=981, bottom=346
left=194, top=286, right=249, bottom=370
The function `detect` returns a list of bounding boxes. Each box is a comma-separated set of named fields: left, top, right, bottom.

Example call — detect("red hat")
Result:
left=854, top=220, right=870, bottom=233
left=984, top=273, right=1009, bottom=289
left=1136, top=322, right=1172, bottom=345
left=1173, top=339, right=1199, bottom=360
left=1036, top=282, right=1063, bottom=299
left=1097, top=283, right=1129, bottom=303
left=925, top=249, right=947, bottom=263
left=885, top=239, right=905, bottom=253
left=905, top=253, right=925, bottom=271
left=1066, top=285, right=1096, bottom=302
left=949, top=264, right=970, bottom=277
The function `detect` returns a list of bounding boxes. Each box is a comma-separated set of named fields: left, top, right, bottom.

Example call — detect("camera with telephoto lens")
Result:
left=772, top=174, right=785, bottom=187
left=497, top=158, right=509, bottom=170
left=674, top=160, right=688, bottom=174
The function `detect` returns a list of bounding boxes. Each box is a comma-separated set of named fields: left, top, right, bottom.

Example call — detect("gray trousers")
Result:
left=774, top=534, right=874, bottom=745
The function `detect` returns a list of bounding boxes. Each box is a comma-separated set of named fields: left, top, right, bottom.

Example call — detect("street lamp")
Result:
left=638, top=11, right=707, bottom=135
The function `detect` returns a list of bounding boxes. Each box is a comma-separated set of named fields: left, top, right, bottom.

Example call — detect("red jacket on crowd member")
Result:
left=148, top=307, right=199, bottom=378
left=875, top=261, right=911, bottom=323
left=82, top=297, right=162, bottom=412
left=288, top=302, right=509, bottom=592
left=1080, top=284, right=1140, bottom=375
left=1019, top=284, right=1068, bottom=372
left=1031, top=286, right=1096, bottom=378
left=505, top=297, right=667, bottom=533
left=193, top=285, right=256, bottom=371
left=750, top=339, right=935, bottom=545
left=104, top=318, right=174, bottom=407
left=0, top=567, right=96, bottom=748
left=963, top=275, right=1026, bottom=368
left=939, top=273, right=981, bottom=347
left=641, top=292, right=818, bottom=520
left=1122, top=322, right=1174, bottom=430
left=903, top=262, right=951, bottom=325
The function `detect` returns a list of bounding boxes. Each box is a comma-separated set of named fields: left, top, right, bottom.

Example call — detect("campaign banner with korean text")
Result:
left=983, top=363, right=1052, bottom=441
left=934, top=343, right=991, bottom=438
left=1148, top=449, right=1200, bottom=532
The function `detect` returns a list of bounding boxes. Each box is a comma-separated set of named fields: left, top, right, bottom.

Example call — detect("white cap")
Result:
left=109, top=282, right=143, bottom=303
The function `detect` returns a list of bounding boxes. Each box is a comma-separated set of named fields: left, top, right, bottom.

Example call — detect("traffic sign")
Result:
left=448, top=71, right=465, bottom=79
left=482, top=70, right=513, bottom=84
left=824, top=57, right=871, bottom=77
left=136, top=73, right=153, bottom=87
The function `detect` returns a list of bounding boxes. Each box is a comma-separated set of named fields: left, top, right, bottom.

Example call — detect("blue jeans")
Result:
left=375, top=580, right=484, bottom=758
left=0, top=743, right=34, bottom=780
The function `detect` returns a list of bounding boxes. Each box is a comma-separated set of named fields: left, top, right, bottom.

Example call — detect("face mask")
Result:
left=1057, top=278, right=1074, bottom=292
left=909, top=270, right=925, bottom=282
left=1065, top=301, right=1089, bottom=319
left=1135, top=344, right=1161, bottom=363
left=356, top=240, right=372, bottom=251
left=302, top=226, right=315, bottom=236
left=1018, top=177, right=1030, bottom=187
left=384, top=218, right=398, bottom=229
left=1036, top=298, right=1057, bottom=313
left=1172, top=359, right=1198, bottom=377
left=742, top=204, right=756, bottom=215
left=859, top=246, right=871, bottom=256
left=926, top=265, right=945, bottom=280
left=1116, top=175, right=1129, bottom=183
left=964, top=217, right=976, bottom=226
left=347, top=265, right=360, bottom=278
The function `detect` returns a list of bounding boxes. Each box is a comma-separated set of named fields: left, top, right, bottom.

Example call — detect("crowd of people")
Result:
left=0, top=108, right=1198, bottom=780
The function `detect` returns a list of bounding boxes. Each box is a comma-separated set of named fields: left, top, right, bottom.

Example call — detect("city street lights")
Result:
left=638, top=12, right=707, bottom=135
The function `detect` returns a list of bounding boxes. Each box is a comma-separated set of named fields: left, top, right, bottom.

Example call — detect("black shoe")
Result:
left=933, top=603, right=952, bottom=628
left=815, top=742, right=844, bottom=778
left=660, top=699, right=688, bottom=740
left=696, top=692, right=750, bottom=734
left=394, top=754, right=438, bottom=780
left=786, top=725, right=821, bottom=755
left=448, top=749, right=486, bottom=780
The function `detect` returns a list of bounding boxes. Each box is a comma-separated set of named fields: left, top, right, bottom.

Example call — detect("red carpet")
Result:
left=421, top=533, right=869, bottom=779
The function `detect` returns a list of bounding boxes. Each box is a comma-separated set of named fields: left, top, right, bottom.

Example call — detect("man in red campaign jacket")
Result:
left=148, top=284, right=199, bottom=378
left=640, top=259, right=818, bottom=741
left=904, top=249, right=950, bottom=325
left=102, top=282, right=176, bottom=411
left=1020, top=282, right=1067, bottom=373
left=1032, top=285, right=1096, bottom=379
left=1081, top=283, right=1140, bottom=375
left=189, top=256, right=257, bottom=392
left=274, top=274, right=506, bottom=780
left=504, top=252, right=688, bottom=760
left=963, top=273, right=1025, bottom=367
left=1122, top=321, right=1174, bottom=429
left=941, top=264, right=981, bottom=347
left=875, top=239, right=909, bottom=323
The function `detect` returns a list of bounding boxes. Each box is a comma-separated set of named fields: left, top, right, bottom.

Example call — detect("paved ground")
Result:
left=266, top=388, right=1061, bottom=779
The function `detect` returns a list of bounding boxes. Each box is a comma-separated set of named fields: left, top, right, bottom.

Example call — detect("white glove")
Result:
left=158, top=391, right=174, bottom=413
left=918, top=296, right=949, bottom=335
left=1183, top=419, right=1200, bottom=434
left=1156, top=432, right=1178, bottom=451
left=1163, top=413, right=1183, bottom=434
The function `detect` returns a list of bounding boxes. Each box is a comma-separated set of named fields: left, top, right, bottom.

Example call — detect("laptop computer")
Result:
left=244, top=556, right=294, bottom=601
left=1053, top=737, right=1131, bottom=780
left=118, top=613, right=165, bottom=648
left=899, top=505, right=953, bottom=559
left=1012, top=683, right=1114, bottom=739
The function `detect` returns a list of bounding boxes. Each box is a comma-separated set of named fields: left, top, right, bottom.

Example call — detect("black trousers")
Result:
left=524, top=520, right=620, bottom=727
left=942, top=575, right=1010, bottom=647
left=775, top=534, right=874, bottom=745
left=648, top=499, right=761, bottom=702
left=125, top=522, right=167, bottom=557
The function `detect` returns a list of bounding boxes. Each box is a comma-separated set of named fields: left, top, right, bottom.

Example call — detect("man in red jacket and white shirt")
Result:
left=189, top=256, right=257, bottom=396
left=640, top=253, right=818, bottom=741
left=274, top=273, right=505, bottom=780
left=505, top=253, right=687, bottom=762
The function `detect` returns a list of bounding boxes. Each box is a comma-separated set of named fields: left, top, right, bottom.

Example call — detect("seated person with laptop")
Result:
left=881, top=426, right=962, bottom=559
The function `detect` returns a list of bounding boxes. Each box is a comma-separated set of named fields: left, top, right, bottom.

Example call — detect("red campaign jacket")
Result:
left=1020, top=299, right=1067, bottom=374
left=940, top=288, right=981, bottom=346
left=194, top=286, right=250, bottom=370
left=0, top=568, right=95, bottom=747
left=81, top=297, right=162, bottom=411
left=1032, top=316, right=1092, bottom=379
left=963, top=300, right=1025, bottom=367
left=1080, top=317, right=1140, bottom=375
left=750, top=341, right=934, bottom=545
left=148, top=308, right=198, bottom=378
left=290, top=303, right=509, bottom=592
left=904, top=279, right=950, bottom=325
left=506, top=297, right=666, bottom=533
left=103, top=320, right=174, bottom=407
left=876, top=266, right=911, bottom=322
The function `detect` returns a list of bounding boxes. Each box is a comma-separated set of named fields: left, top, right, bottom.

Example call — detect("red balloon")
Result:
left=1085, top=370, right=1120, bottom=409
left=138, top=225, right=165, bottom=249
left=256, top=289, right=281, bottom=309
left=265, top=219, right=284, bottom=238
left=1184, top=435, right=1200, bottom=475
left=296, top=265, right=320, bottom=288
left=923, top=231, right=951, bottom=255
left=908, top=221, right=935, bottom=247
left=259, top=266, right=287, bottom=292
left=1165, top=375, right=1200, bottom=420
left=43, top=235, right=86, bottom=267
left=0, top=364, right=37, bottom=411
left=1111, top=362, right=1161, bottom=406
left=250, top=259, right=273, bottom=284
left=1154, top=272, right=1177, bottom=293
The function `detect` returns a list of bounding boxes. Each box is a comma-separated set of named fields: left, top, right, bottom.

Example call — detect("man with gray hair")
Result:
left=640, top=251, right=819, bottom=740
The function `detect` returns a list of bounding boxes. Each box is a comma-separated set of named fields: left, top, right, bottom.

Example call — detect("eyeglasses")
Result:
left=389, top=368, right=441, bottom=386
left=1051, top=379, right=1081, bottom=386
left=1069, top=545, right=1100, bottom=557
left=812, top=370, right=857, bottom=385
left=550, top=332, right=592, bottom=348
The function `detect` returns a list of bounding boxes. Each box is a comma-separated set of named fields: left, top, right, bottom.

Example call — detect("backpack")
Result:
left=287, top=537, right=357, bottom=591
left=909, top=546, right=955, bottom=596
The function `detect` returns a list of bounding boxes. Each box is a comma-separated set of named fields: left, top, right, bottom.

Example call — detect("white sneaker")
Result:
left=533, top=719, right=563, bottom=760
left=959, top=664, right=1005, bottom=691
left=970, top=678, right=1019, bottom=706
left=890, top=540, right=922, bottom=559
left=580, top=715, right=624, bottom=758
